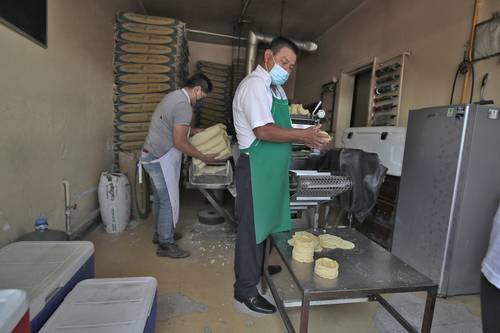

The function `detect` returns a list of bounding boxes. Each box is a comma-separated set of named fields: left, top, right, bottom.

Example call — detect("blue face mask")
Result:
left=269, top=55, right=289, bottom=86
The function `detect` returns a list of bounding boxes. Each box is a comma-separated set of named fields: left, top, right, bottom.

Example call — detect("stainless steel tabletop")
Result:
left=271, top=228, right=435, bottom=296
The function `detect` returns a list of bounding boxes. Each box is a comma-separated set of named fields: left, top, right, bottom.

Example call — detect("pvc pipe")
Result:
left=186, top=29, right=246, bottom=41
left=245, top=30, right=318, bottom=75
left=62, top=180, right=71, bottom=235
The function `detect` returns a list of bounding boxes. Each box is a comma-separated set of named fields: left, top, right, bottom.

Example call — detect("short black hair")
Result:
left=184, top=73, right=212, bottom=93
left=270, top=36, right=300, bottom=56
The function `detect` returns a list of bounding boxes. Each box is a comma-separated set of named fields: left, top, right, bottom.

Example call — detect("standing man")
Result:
left=481, top=202, right=500, bottom=332
left=141, top=73, right=217, bottom=259
left=232, top=37, right=326, bottom=313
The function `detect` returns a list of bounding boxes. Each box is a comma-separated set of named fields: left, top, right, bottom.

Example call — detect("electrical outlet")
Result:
left=60, top=143, right=68, bottom=160
left=106, top=139, right=113, bottom=151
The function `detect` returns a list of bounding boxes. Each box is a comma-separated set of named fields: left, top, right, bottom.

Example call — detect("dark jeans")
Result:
left=481, top=273, right=500, bottom=333
left=233, top=154, right=265, bottom=298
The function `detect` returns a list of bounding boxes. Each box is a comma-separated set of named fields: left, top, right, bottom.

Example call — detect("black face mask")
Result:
left=195, top=97, right=204, bottom=109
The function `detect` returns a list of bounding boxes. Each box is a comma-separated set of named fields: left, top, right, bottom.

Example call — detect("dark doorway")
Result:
left=350, top=68, right=372, bottom=127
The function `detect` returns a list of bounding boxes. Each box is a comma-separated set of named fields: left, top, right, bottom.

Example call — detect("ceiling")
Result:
left=141, top=0, right=366, bottom=43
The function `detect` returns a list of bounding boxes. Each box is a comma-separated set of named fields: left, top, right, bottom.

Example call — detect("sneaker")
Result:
left=156, top=243, right=190, bottom=258
left=152, top=232, right=182, bottom=244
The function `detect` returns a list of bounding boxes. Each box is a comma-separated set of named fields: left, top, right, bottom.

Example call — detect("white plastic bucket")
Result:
left=98, top=172, right=131, bottom=233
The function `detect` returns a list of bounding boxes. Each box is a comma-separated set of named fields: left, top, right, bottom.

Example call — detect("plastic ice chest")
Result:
left=40, top=277, right=158, bottom=333
left=0, top=241, right=95, bottom=332
left=0, top=289, right=29, bottom=333
left=342, top=126, right=406, bottom=176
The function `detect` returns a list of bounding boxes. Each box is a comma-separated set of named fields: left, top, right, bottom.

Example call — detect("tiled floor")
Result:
left=84, top=190, right=481, bottom=333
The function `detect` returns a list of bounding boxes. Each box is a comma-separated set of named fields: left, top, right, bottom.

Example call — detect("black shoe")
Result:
left=156, top=243, right=190, bottom=258
left=152, top=232, right=182, bottom=244
left=268, top=265, right=282, bottom=275
left=234, top=294, right=276, bottom=314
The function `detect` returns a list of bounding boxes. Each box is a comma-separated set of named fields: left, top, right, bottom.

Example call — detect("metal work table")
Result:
left=264, top=228, right=437, bottom=333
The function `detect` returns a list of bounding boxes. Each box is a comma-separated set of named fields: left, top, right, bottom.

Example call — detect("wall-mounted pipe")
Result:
left=238, top=0, right=252, bottom=23
left=186, top=28, right=246, bottom=41
left=62, top=180, right=72, bottom=235
left=245, top=30, right=318, bottom=75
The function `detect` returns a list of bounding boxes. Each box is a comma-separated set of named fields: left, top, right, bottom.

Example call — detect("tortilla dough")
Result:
left=314, top=258, right=339, bottom=279
left=318, top=234, right=355, bottom=250
left=292, top=235, right=315, bottom=263
left=319, top=130, right=332, bottom=144
left=337, top=240, right=355, bottom=250
left=288, top=231, right=322, bottom=252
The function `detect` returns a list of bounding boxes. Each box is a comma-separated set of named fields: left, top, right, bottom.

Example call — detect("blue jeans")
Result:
left=141, top=152, right=174, bottom=244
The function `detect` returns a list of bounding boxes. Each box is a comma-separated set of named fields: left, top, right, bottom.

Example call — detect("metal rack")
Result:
left=185, top=160, right=236, bottom=226
left=368, top=52, right=410, bottom=127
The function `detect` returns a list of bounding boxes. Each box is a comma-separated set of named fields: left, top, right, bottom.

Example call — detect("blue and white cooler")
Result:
left=40, top=277, right=158, bottom=333
left=0, top=241, right=95, bottom=332
left=0, top=289, right=30, bottom=333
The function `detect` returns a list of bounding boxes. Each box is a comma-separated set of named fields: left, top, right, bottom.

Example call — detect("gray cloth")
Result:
left=143, top=90, right=192, bottom=157
left=318, top=148, right=387, bottom=222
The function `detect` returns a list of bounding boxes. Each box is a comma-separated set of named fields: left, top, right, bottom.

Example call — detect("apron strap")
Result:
left=239, top=138, right=260, bottom=154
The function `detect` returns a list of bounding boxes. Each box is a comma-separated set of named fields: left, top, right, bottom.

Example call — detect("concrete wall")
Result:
left=294, top=0, right=500, bottom=144
left=0, top=1, right=144, bottom=245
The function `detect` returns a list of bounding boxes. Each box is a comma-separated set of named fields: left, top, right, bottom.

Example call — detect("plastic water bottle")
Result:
left=34, top=216, right=49, bottom=232
left=16, top=216, right=69, bottom=241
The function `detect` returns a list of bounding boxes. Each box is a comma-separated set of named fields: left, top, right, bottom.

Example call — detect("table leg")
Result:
left=299, top=294, right=310, bottom=333
left=198, top=188, right=236, bottom=226
left=421, top=287, right=437, bottom=333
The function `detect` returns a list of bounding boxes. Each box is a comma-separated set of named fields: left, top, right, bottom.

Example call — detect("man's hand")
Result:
left=190, top=127, right=203, bottom=136
left=199, top=153, right=219, bottom=164
left=301, top=124, right=328, bottom=149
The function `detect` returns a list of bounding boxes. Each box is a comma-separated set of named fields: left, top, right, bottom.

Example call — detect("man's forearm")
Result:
left=254, top=123, right=306, bottom=143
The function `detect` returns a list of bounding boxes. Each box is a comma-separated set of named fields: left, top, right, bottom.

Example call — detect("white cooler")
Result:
left=0, top=241, right=95, bottom=332
left=0, top=289, right=29, bottom=333
left=342, top=126, right=406, bottom=176
left=40, top=277, right=158, bottom=333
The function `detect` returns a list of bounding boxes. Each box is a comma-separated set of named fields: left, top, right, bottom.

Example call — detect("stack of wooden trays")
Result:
left=196, top=61, right=233, bottom=129
left=112, top=12, right=189, bottom=156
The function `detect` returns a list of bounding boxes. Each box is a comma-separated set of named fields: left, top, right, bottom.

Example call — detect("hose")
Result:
left=449, top=57, right=475, bottom=105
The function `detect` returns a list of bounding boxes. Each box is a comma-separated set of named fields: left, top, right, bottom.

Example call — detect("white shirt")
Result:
left=232, top=65, right=288, bottom=149
left=482, top=203, right=500, bottom=289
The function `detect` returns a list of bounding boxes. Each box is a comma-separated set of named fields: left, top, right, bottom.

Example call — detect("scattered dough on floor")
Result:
left=314, top=258, right=339, bottom=279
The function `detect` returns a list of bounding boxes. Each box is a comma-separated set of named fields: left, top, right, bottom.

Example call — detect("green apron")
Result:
left=240, top=95, right=292, bottom=244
